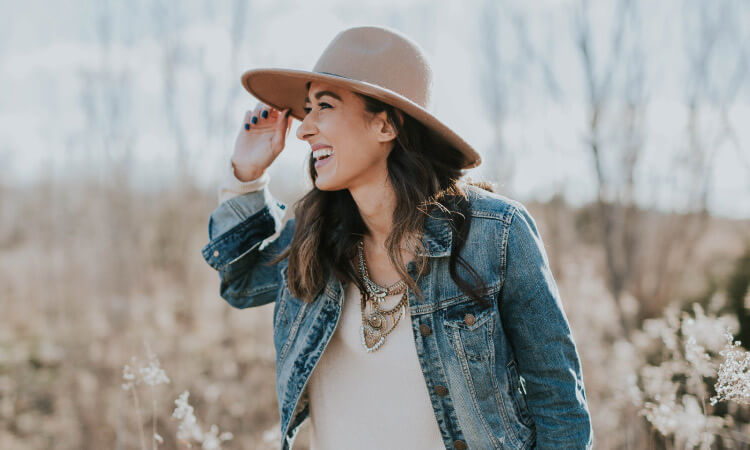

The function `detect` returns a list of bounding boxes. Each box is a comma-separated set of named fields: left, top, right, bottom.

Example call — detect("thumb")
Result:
left=274, top=108, right=292, bottom=143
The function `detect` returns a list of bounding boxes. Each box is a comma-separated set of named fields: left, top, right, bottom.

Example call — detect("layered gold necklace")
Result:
left=356, top=238, right=409, bottom=353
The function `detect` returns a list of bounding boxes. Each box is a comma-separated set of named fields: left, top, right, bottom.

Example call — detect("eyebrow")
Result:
left=304, top=90, right=342, bottom=104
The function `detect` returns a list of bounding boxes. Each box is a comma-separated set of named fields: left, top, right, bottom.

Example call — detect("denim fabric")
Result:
left=201, top=184, right=593, bottom=450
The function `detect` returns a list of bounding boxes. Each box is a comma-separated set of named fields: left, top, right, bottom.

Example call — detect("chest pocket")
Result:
left=443, top=297, right=496, bottom=361
left=274, top=265, right=309, bottom=363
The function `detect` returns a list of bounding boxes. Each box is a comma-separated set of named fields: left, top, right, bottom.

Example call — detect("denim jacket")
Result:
left=200, top=183, right=593, bottom=450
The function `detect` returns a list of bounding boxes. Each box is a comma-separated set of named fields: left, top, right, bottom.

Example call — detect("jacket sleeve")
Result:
left=201, top=168, right=294, bottom=309
left=498, top=202, right=593, bottom=449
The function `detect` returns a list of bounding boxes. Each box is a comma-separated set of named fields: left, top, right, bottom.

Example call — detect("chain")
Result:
left=357, top=239, right=406, bottom=301
left=356, top=238, right=410, bottom=352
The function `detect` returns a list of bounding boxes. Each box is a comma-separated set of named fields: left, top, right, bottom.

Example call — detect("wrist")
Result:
left=231, top=160, right=265, bottom=182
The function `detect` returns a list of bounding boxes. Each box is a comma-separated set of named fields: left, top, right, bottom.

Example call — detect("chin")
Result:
left=314, top=178, right=336, bottom=191
left=313, top=163, right=339, bottom=191
left=315, top=173, right=350, bottom=191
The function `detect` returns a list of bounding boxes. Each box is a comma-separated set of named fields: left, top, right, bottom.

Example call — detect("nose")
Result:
left=296, top=112, right=318, bottom=141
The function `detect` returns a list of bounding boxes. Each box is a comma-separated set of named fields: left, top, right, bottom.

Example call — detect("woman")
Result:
left=202, top=26, right=593, bottom=450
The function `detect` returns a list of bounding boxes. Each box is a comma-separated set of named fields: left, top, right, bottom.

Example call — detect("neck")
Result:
left=348, top=172, right=397, bottom=249
left=347, top=168, right=421, bottom=269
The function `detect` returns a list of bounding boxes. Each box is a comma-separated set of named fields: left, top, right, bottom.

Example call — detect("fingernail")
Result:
left=251, top=116, right=258, bottom=124
left=261, top=110, right=268, bottom=118
left=244, top=123, right=250, bottom=130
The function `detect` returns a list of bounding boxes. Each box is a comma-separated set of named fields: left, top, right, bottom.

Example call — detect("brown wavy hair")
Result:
left=269, top=84, right=497, bottom=307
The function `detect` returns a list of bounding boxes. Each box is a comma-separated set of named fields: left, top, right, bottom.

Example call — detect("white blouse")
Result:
left=306, top=281, right=445, bottom=450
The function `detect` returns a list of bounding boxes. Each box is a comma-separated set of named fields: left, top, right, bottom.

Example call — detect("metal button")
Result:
left=213, top=250, right=220, bottom=257
left=419, top=324, right=432, bottom=337
left=464, top=313, right=475, bottom=326
left=434, top=385, right=448, bottom=396
left=453, top=440, right=467, bottom=450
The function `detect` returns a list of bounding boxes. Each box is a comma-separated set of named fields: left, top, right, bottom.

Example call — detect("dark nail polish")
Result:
left=251, top=116, right=258, bottom=124
left=244, top=123, right=250, bottom=130
left=261, top=110, right=268, bottom=118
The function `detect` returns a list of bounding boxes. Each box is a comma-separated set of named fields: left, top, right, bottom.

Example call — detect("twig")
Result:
left=151, top=385, right=157, bottom=450
left=130, top=384, right=147, bottom=450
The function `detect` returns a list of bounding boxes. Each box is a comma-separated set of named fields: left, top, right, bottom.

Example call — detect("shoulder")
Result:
left=460, top=181, right=526, bottom=226
left=459, top=183, right=547, bottom=266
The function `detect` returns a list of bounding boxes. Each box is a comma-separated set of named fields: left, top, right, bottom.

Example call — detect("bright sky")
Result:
left=1, top=0, right=748, bottom=218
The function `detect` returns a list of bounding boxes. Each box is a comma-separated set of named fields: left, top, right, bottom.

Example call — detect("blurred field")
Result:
left=3, top=1, right=750, bottom=448
left=1, top=175, right=748, bottom=449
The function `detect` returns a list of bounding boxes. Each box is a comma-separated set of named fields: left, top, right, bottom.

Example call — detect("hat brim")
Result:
left=241, top=68, right=482, bottom=170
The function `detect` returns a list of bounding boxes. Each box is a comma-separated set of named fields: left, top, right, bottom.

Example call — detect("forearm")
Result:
left=201, top=159, right=290, bottom=309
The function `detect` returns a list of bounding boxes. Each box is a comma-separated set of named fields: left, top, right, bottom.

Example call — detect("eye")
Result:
left=302, top=102, right=332, bottom=115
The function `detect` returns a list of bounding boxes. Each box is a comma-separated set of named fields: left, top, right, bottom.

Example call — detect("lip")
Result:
left=311, top=143, right=334, bottom=168
left=314, top=152, right=334, bottom=169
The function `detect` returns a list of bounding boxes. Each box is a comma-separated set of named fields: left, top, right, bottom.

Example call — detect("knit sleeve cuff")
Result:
left=218, top=159, right=270, bottom=204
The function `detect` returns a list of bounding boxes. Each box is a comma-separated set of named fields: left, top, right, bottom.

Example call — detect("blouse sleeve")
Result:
left=217, top=159, right=270, bottom=204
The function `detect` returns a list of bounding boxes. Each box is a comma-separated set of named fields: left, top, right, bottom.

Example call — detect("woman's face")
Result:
left=296, top=81, right=396, bottom=191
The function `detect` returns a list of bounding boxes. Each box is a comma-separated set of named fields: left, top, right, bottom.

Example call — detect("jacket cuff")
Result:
left=208, top=186, right=286, bottom=241
left=201, top=206, right=278, bottom=271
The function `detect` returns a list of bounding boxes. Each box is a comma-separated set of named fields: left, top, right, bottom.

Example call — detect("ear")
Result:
left=372, top=110, right=398, bottom=143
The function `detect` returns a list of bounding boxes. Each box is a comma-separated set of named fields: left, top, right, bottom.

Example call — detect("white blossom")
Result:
left=172, top=390, right=233, bottom=450
left=139, top=358, right=170, bottom=387
left=121, top=353, right=170, bottom=388
left=710, top=331, right=750, bottom=406
left=635, top=301, right=742, bottom=448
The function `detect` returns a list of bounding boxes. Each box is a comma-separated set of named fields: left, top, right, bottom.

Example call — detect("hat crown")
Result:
left=312, top=26, right=433, bottom=108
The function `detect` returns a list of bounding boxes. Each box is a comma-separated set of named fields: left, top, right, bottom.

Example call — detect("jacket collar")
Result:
left=336, top=197, right=458, bottom=291
left=417, top=203, right=454, bottom=258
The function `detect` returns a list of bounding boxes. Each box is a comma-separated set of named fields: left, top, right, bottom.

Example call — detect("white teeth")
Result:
left=313, top=148, right=334, bottom=160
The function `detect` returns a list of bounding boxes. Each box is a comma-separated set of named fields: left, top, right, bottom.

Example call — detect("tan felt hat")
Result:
left=240, top=25, right=482, bottom=170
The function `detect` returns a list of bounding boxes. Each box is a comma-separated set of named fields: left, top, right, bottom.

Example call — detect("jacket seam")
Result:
left=498, top=205, right=520, bottom=305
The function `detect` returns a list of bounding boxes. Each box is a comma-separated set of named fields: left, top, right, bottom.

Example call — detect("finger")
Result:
left=245, top=102, right=265, bottom=130
left=242, top=109, right=256, bottom=131
left=275, top=108, right=290, bottom=130
left=247, top=102, right=266, bottom=128
left=285, top=111, right=293, bottom=135
left=274, top=108, right=292, bottom=145
left=257, top=102, right=273, bottom=122
left=267, top=107, right=282, bottom=120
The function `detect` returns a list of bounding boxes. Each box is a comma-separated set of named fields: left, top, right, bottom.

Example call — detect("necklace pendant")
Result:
left=360, top=323, right=385, bottom=352
left=367, top=312, right=384, bottom=329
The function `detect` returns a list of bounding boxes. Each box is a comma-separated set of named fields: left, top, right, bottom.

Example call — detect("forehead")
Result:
left=305, top=81, right=348, bottom=103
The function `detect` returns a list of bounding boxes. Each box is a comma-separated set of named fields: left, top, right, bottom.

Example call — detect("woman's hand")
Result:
left=231, top=102, right=293, bottom=182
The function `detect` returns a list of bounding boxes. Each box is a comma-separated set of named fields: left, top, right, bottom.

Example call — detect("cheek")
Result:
left=334, top=140, right=377, bottom=169
left=320, top=114, right=381, bottom=168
